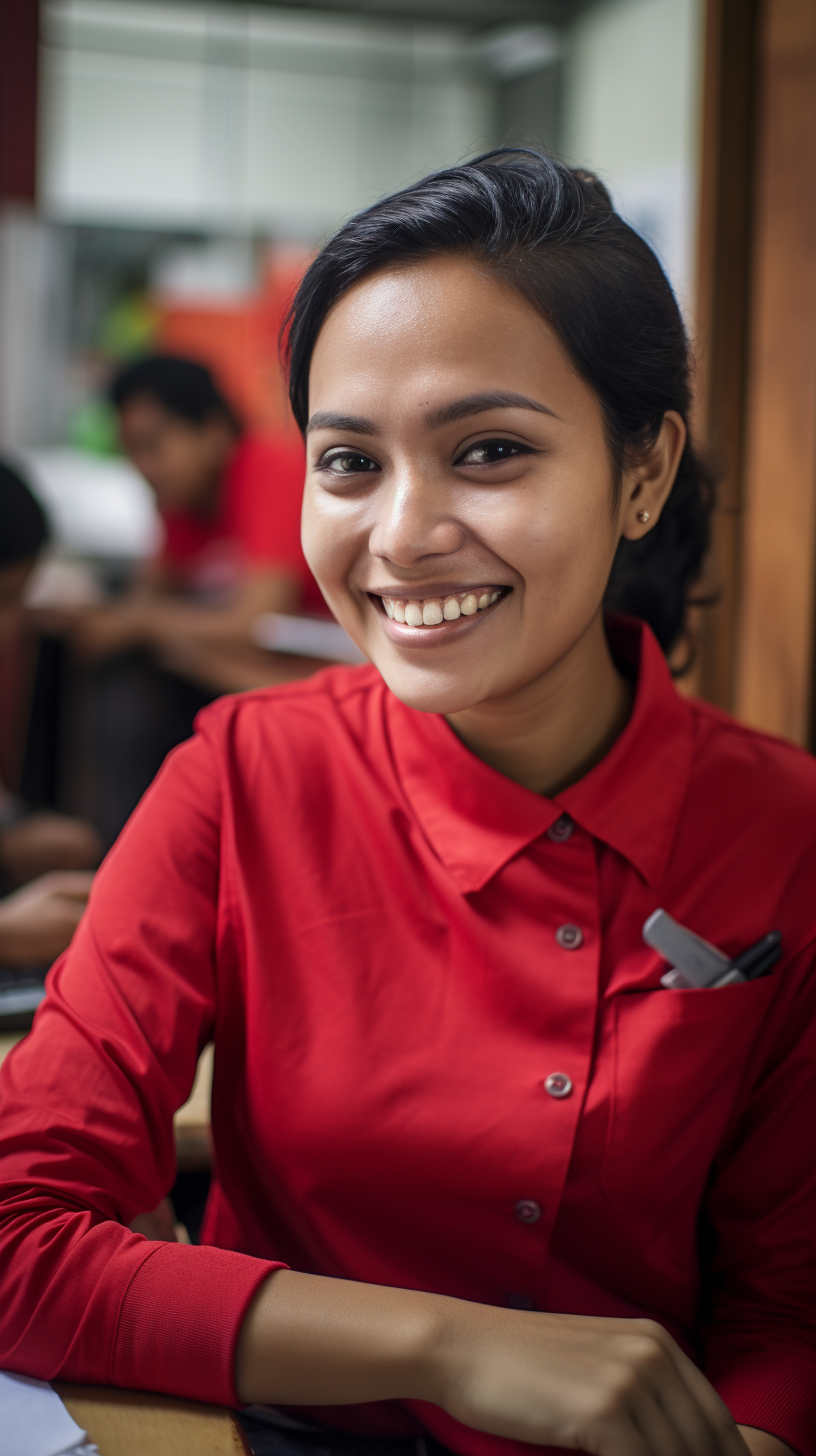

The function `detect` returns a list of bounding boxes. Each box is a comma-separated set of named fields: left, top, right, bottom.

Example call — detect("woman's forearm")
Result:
left=235, top=1271, right=752, bottom=1456
left=234, top=1269, right=444, bottom=1407
left=738, top=1429, right=797, bottom=1456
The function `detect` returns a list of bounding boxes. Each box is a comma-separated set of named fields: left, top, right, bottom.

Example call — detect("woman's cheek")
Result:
left=301, top=487, right=342, bottom=586
left=301, top=487, right=365, bottom=627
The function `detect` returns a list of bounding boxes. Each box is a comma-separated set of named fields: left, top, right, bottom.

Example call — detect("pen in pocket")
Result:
left=642, top=909, right=782, bottom=990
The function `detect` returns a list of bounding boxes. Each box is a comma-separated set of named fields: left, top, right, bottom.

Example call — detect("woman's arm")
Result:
left=738, top=1430, right=797, bottom=1456
left=236, top=1269, right=751, bottom=1455
left=0, top=722, right=281, bottom=1405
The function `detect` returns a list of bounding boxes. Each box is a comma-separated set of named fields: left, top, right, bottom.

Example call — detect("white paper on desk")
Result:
left=0, top=1371, right=98, bottom=1456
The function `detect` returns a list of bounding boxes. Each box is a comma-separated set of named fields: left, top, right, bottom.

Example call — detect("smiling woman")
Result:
left=0, top=152, right=812, bottom=1456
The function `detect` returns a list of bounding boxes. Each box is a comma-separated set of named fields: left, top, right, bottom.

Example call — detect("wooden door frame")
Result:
left=695, top=0, right=816, bottom=747
left=692, top=0, right=760, bottom=713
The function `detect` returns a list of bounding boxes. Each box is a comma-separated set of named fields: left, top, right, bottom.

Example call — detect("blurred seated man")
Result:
left=58, top=356, right=326, bottom=844
left=0, top=460, right=97, bottom=968
left=71, top=354, right=324, bottom=673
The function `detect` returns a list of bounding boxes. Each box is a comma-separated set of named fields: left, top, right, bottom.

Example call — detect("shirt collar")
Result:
left=386, top=616, right=694, bottom=893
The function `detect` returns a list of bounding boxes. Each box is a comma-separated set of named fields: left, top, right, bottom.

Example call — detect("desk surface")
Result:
left=54, top=1383, right=250, bottom=1455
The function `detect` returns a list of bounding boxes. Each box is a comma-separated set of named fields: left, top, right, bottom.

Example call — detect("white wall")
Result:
left=0, top=209, right=72, bottom=450
left=561, top=0, right=703, bottom=308
left=40, top=1, right=495, bottom=239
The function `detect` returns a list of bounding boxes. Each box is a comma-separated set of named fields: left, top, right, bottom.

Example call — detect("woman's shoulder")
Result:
left=195, top=663, right=388, bottom=750
left=686, top=693, right=816, bottom=837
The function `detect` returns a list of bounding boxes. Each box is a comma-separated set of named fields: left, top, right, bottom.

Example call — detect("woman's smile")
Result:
left=370, top=584, right=508, bottom=643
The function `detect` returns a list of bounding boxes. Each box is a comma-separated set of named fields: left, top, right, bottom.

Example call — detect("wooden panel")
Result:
left=734, top=0, right=816, bottom=742
left=692, top=0, right=760, bottom=709
left=55, top=1384, right=250, bottom=1456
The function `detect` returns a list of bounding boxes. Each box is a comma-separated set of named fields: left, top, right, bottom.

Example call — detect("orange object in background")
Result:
left=154, top=248, right=309, bottom=436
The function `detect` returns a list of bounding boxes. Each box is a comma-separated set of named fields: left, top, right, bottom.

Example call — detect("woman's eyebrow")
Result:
left=426, top=391, right=560, bottom=427
left=305, top=392, right=559, bottom=437
left=306, top=410, right=379, bottom=436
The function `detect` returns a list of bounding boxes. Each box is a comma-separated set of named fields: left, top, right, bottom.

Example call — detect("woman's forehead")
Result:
left=308, top=259, right=587, bottom=426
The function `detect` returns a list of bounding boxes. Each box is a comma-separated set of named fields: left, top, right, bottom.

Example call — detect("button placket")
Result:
left=499, top=821, right=599, bottom=1271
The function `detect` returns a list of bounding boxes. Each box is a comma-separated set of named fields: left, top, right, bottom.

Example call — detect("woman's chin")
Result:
left=370, top=655, right=501, bottom=716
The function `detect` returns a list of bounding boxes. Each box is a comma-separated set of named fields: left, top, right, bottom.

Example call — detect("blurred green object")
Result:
left=67, top=292, right=160, bottom=454
left=98, top=292, right=159, bottom=361
left=67, top=397, right=120, bottom=456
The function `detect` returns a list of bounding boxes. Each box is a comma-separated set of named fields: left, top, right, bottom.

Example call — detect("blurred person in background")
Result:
left=0, top=461, right=98, bottom=968
left=77, top=353, right=324, bottom=675
left=57, top=355, right=326, bottom=844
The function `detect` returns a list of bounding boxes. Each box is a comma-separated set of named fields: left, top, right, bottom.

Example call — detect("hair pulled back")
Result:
left=284, top=148, right=712, bottom=654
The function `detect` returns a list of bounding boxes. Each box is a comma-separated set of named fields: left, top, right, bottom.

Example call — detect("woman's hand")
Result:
left=236, top=1271, right=750, bottom=1456
left=432, top=1306, right=749, bottom=1455
left=0, top=871, right=93, bottom=965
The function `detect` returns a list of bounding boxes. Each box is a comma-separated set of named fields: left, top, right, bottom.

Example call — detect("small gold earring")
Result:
left=636, top=510, right=650, bottom=524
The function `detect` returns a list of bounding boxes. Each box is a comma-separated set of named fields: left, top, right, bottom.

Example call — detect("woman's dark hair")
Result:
left=284, top=148, right=712, bottom=655
left=0, top=459, right=49, bottom=567
left=109, top=354, right=242, bottom=433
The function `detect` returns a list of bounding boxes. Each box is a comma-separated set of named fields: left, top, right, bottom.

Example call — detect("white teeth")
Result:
left=381, top=588, right=503, bottom=627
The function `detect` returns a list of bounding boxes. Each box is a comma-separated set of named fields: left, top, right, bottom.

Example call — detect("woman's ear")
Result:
left=619, top=410, right=687, bottom=540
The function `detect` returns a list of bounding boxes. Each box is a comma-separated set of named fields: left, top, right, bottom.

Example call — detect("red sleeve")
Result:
left=0, top=727, right=282, bottom=1405
left=700, top=940, right=816, bottom=1453
left=228, top=433, right=307, bottom=573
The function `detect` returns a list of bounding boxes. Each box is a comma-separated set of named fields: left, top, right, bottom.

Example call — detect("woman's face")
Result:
left=303, top=256, right=659, bottom=715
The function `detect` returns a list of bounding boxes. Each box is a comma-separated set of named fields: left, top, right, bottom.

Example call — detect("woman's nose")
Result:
left=368, top=468, right=464, bottom=566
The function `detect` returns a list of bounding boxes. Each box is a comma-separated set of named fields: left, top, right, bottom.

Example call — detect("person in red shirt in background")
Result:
left=74, top=354, right=326, bottom=680
left=65, top=356, right=327, bottom=842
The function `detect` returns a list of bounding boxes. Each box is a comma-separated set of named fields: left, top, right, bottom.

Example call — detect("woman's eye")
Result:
left=456, top=439, right=530, bottom=467
left=319, top=450, right=378, bottom=476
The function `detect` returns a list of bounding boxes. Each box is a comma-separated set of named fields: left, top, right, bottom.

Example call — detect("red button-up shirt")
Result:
left=1, top=618, right=815, bottom=1454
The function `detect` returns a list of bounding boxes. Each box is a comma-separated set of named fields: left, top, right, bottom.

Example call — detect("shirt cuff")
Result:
left=708, top=1347, right=816, bottom=1456
left=112, top=1241, right=286, bottom=1406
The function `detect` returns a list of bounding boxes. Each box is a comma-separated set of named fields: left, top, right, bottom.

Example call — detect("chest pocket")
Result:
left=601, top=978, right=776, bottom=1220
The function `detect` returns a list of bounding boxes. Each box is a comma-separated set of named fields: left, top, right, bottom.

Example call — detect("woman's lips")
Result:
left=368, top=586, right=510, bottom=644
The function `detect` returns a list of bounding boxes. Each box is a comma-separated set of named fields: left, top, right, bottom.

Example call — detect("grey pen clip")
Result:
left=643, top=909, right=745, bottom=989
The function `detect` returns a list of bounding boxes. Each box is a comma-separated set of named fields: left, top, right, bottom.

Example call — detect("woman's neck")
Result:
left=446, top=610, right=633, bottom=797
